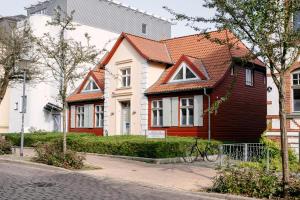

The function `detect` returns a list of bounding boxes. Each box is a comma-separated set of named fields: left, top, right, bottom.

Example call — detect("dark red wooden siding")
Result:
left=211, top=65, right=266, bottom=142
left=147, top=64, right=266, bottom=142
left=68, top=101, right=104, bottom=136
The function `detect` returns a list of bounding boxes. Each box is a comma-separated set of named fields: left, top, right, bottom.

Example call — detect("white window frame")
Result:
left=82, top=78, right=100, bottom=92
left=152, top=100, right=163, bottom=127
left=170, top=63, right=200, bottom=83
left=120, top=68, right=131, bottom=88
left=292, top=71, right=300, bottom=112
left=95, top=105, right=104, bottom=127
left=180, top=97, right=194, bottom=126
left=245, top=68, right=254, bottom=86
left=76, top=106, right=84, bottom=128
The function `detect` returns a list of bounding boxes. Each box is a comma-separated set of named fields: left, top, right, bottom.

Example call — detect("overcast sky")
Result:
left=0, top=0, right=215, bottom=37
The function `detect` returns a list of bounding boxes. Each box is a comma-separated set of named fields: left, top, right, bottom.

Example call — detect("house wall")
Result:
left=26, top=0, right=171, bottom=40
left=148, top=92, right=209, bottom=137
left=68, top=101, right=104, bottom=136
left=266, top=61, right=300, bottom=155
left=211, top=65, right=267, bottom=142
left=0, top=88, right=10, bottom=133
left=104, top=39, right=165, bottom=135
left=8, top=15, right=118, bottom=133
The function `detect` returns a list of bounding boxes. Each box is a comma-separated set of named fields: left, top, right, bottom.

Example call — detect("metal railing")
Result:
left=219, top=143, right=270, bottom=169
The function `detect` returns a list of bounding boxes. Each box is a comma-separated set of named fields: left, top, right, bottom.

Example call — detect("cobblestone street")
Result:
left=0, top=161, right=215, bottom=200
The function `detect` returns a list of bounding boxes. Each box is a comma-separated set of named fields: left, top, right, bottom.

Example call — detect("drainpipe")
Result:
left=204, top=88, right=211, bottom=141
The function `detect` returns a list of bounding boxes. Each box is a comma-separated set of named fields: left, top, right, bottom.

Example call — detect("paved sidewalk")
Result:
left=6, top=148, right=216, bottom=192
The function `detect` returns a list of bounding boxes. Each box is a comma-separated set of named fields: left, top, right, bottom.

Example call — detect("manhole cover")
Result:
left=32, top=182, right=56, bottom=188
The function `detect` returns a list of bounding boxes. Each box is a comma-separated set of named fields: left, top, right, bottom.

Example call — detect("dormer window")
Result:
left=170, top=63, right=199, bottom=83
left=82, top=78, right=100, bottom=92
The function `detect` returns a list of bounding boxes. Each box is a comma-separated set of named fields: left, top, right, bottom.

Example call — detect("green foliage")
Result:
left=260, top=136, right=300, bottom=173
left=5, top=132, right=63, bottom=147
left=34, top=139, right=85, bottom=169
left=211, top=166, right=300, bottom=199
left=0, top=139, right=12, bottom=155
left=5, top=132, right=221, bottom=159
left=211, top=167, right=281, bottom=199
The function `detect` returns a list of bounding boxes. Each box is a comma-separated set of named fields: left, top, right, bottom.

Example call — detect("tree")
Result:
left=36, top=7, right=99, bottom=154
left=165, top=0, right=300, bottom=196
left=0, top=20, right=39, bottom=105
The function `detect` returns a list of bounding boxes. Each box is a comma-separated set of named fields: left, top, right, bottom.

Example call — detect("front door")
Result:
left=53, top=114, right=61, bottom=132
left=121, top=101, right=130, bottom=135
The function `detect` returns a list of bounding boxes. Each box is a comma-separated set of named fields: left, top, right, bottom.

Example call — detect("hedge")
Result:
left=4, top=132, right=221, bottom=159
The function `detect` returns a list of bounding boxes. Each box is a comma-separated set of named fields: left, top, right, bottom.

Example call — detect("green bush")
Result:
left=0, top=139, right=12, bottom=155
left=5, top=132, right=221, bottom=159
left=5, top=132, right=62, bottom=147
left=260, top=136, right=300, bottom=173
left=34, top=140, right=85, bottom=169
left=211, top=167, right=282, bottom=199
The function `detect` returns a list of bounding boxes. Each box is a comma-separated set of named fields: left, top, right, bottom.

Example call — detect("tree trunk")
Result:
left=278, top=74, right=289, bottom=197
left=0, top=76, right=9, bottom=105
left=62, top=100, right=67, bottom=155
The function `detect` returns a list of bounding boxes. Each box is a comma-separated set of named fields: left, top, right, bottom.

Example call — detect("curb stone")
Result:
left=0, top=157, right=71, bottom=172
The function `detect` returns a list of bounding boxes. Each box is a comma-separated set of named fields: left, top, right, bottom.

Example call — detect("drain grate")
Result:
left=31, top=182, right=56, bottom=188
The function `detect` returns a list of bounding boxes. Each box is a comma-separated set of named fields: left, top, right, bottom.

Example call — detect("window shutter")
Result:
left=194, top=95, right=203, bottom=126
left=70, top=105, right=76, bottom=128
left=163, top=98, right=171, bottom=127
left=84, top=104, right=94, bottom=128
left=171, top=97, right=178, bottom=126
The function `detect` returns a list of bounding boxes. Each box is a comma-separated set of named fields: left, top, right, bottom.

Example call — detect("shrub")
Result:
left=6, top=132, right=221, bottom=159
left=0, top=139, right=12, bottom=155
left=260, top=136, right=300, bottom=173
left=211, top=167, right=281, bottom=199
left=34, top=140, right=85, bottom=169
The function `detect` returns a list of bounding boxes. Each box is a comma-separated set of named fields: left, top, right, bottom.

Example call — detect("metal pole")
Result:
left=298, top=132, right=300, bottom=163
left=20, top=71, right=26, bottom=157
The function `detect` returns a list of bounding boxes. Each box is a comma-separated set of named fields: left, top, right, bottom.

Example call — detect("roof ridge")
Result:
left=160, top=29, right=225, bottom=42
left=123, top=32, right=163, bottom=43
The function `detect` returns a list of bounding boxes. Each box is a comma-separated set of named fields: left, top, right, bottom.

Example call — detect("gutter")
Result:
left=203, top=88, right=211, bottom=141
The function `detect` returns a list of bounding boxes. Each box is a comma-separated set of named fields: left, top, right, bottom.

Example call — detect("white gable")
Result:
left=169, top=62, right=200, bottom=83
left=82, top=77, right=101, bottom=93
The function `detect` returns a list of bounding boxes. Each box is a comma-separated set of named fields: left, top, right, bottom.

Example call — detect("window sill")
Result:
left=117, top=87, right=132, bottom=90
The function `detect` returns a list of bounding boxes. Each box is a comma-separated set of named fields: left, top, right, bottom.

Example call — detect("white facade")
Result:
left=8, top=14, right=118, bottom=133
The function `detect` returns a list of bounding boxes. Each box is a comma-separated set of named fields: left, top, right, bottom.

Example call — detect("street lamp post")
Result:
left=20, top=70, right=26, bottom=157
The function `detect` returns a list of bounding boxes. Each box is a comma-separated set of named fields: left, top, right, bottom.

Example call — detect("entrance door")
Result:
left=53, top=114, right=61, bottom=132
left=121, top=101, right=130, bottom=135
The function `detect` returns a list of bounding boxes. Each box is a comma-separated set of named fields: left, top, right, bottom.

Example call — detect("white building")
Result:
left=6, top=0, right=172, bottom=133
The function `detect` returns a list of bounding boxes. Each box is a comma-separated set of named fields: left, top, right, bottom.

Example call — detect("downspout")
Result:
left=204, top=88, right=211, bottom=141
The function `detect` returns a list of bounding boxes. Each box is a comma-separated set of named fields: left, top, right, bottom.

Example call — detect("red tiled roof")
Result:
left=99, top=29, right=265, bottom=95
left=146, top=30, right=265, bottom=94
left=66, top=69, right=104, bottom=103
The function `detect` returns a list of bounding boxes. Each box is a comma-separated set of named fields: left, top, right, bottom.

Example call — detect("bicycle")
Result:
left=182, top=138, right=221, bottom=163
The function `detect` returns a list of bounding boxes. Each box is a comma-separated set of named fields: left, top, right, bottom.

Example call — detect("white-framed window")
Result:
left=170, top=63, right=199, bottom=82
left=292, top=72, right=300, bottom=112
left=95, top=105, right=104, bottom=127
left=120, top=68, right=131, bottom=88
left=76, top=106, right=84, bottom=128
left=83, top=78, right=100, bottom=92
left=180, top=98, right=194, bottom=126
left=142, top=23, right=147, bottom=34
left=245, top=68, right=254, bottom=86
left=152, top=100, right=163, bottom=126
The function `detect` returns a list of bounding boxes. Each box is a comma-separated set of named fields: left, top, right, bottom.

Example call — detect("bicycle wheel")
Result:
left=182, top=144, right=199, bottom=163
left=205, top=143, right=220, bottom=162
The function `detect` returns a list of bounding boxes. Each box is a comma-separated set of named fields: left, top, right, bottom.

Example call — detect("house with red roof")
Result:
left=67, top=30, right=267, bottom=142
